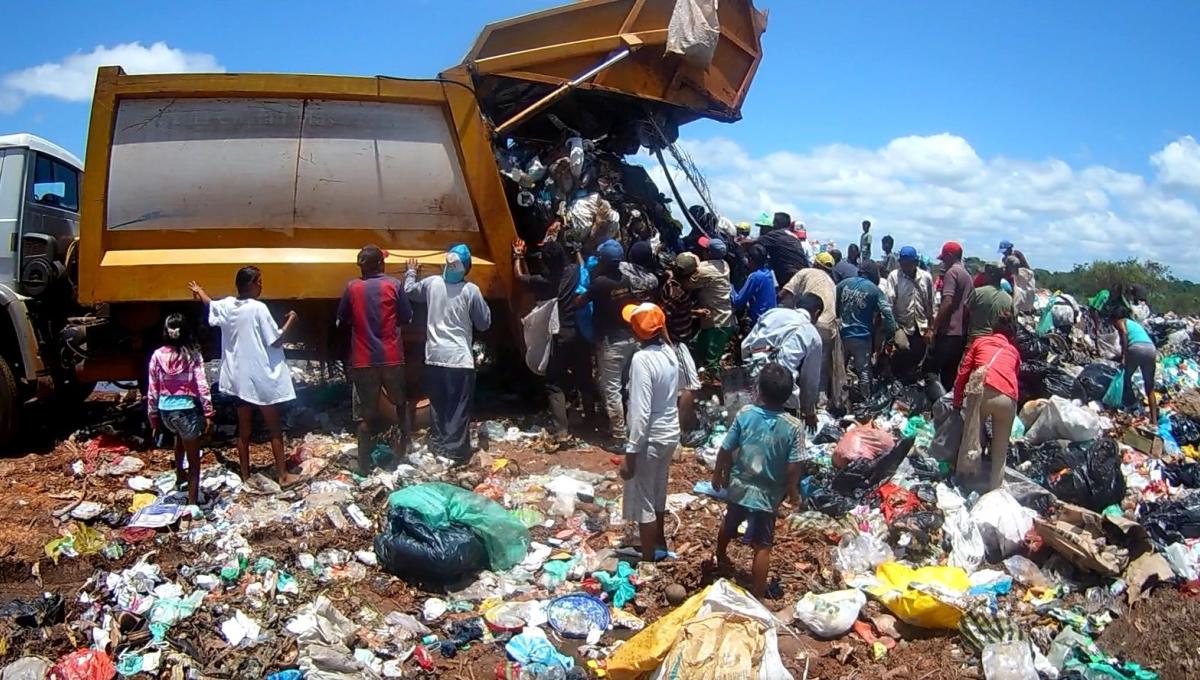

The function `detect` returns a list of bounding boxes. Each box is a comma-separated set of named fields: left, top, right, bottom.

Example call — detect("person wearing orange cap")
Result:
left=619, top=303, right=681, bottom=563
left=924, top=241, right=974, bottom=391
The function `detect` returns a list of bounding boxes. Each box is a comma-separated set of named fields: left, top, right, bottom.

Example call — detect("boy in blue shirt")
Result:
left=712, top=363, right=805, bottom=598
left=732, top=244, right=777, bottom=326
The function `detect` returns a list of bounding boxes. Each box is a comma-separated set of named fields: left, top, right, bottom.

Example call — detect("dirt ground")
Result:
left=0, top=388, right=1193, bottom=678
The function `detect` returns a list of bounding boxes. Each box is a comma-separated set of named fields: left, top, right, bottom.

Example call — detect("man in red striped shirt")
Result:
left=337, top=245, right=413, bottom=473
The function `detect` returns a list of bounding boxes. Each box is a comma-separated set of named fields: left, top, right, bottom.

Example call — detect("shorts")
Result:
left=622, top=440, right=677, bottom=525
left=162, top=406, right=205, bottom=441
left=351, top=365, right=407, bottom=422
left=722, top=503, right=777, bottom=547
left=674, top=344, right=701, bottom=392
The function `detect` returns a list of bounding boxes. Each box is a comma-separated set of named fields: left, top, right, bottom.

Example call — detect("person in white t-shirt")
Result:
left=189, top=267, right=300, bottom=486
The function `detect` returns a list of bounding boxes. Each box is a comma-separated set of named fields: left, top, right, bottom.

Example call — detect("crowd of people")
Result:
left=143, top=211, right=1160, bottom=599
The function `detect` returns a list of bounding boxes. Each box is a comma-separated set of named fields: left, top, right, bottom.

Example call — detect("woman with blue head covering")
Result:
left=405, top=244, right=492, bottom=463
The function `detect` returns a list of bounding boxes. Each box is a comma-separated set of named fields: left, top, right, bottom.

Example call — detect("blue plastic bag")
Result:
left=1102, top=369, right=1125, bottom=409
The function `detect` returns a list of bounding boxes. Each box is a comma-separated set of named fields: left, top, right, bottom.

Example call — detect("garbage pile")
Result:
left=3, top=294, right=1200, bottom=680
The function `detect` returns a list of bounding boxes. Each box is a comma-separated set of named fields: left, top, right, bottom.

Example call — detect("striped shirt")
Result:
left=337, top=274, right=413, bottom=368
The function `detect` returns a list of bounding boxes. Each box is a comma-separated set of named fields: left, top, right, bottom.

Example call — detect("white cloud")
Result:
left=641, top=133, right=1200, bottom=279
left=1152, top=135, right=1200, bottom=191
left=0, top=42, right=223, bottom=112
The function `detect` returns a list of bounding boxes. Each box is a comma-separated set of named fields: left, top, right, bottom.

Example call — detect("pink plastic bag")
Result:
left=833, top=427, right=896, bottom=469
left=48, top=649, right=116, bottom=680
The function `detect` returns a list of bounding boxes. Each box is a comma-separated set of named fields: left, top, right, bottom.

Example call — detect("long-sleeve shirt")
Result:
left=782, top=268, right=837, bottom=327
left=625, top=342, right=681, bottom=454
left=337, top=274, right=413, bottom=368
left=405, top=270, right=492, bottom=369
left=683, top=260, right=734, bottom=329
left=882, top=268, right=935, bottom=334
left=732, top=267, right=777, bottom=325
left=146, top=347, right=214, bottom=418
left=953, top=333, right=1021, bottom=407
left=836, top=276, right=897, bottom=340
left=741, top=308, right=823, bottom=413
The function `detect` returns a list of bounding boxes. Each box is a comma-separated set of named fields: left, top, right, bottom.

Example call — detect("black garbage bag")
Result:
left=891, top=510, right=944, bottom=558
left=374, top=507, right=487, bottom=585
left=909, top=455, right=946, bottom=482
left=833, top=437, right=916, bottom=497
left=896, top=384, right=932, bottom=415
left=853, top=381, right=904, bottom=419
left=1170, top=413, right=1200, bottom=447
left=801, top=469, right=854, bottom=517
left=1019, top=360, right=1075, bottom=402
left=1015, top=328, right=1051, bottom=361
left=1071, top=363, right=1120, bottom=404
left=1021, top=437, right=1126, bottom=511
left=1162, top=461, right=1200, bottom=489
left=0, top=593, right=64, bottom=627
left=813, top=423, right=845, bottom=445
left=1138, top=494, right=1200, bottom=547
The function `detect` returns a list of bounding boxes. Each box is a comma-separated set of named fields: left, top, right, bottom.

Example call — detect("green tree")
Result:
left=1035, top=259, right=1200, bottom=316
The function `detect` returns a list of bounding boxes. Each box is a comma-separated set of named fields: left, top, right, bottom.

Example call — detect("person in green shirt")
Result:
left=712, top=363, right=805, bottom=598
left=966, top=263, right=1014, bottom=344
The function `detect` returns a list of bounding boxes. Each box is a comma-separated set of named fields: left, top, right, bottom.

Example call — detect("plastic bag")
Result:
left=1030, top=438, right=1125, bottom=512
left=928, top=394, right=963, bottom=461
left=1073, top=363, right=1120, bottom=404
left=521, top=299, right=559, bottom=376
left=937, top=483, right=985, bottom=572
left=969, top=489, right=1036, bottom=561
left=1021, top=396, right=1101, bottom=444
left=833, top=533, right=894, bottom=577
left=666, top=0, right=720, bottom=66
left=981, top=641, right=1038, bottom=680
left=1102, top=369, right=1125, bottom=409
left=866, top=562, right=971, bottom=629
left=832, top=437, right=915, bottom=498
left=833, top=427, right=896, bottom=469
left=47, top=649, right=116, bottom=680
left=794, top=589, right=866, bottom=638
left=1019, top=361, right=1075, bottom=401
left=373, top=507, right=487, bottom=585
left=388, top=482, right=531, bottom=570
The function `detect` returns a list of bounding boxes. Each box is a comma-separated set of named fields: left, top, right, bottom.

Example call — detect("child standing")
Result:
left=712, top=362, right=805, bottom=598
left=189, top=267, right=300, bottom=486
left=147, top=314, right=214, bottom=506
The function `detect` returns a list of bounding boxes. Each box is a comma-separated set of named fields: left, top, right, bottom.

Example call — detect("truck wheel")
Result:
left=0, top=360, right=18, bottom=451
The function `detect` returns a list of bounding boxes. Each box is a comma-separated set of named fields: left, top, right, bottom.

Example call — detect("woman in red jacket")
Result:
left=953, top=312, right=1021, bottom=491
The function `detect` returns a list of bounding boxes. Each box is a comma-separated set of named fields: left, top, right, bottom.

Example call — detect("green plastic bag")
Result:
left=1036, top=295, right=1058, bottom=336
left=388, top=482, right=531, bottom=571
left=902, top=416, right=936, bottom=449
left=1103, top=369, right=1125, bottom=409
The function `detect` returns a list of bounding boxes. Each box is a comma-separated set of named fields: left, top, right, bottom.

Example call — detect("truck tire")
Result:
left=0, top=360, right=17, bottom=451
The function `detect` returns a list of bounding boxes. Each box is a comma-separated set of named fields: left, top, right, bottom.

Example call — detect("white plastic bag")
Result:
left=521, top=299, right=559, bottom=376
left=969, top=489, right=1036, bottom=559
left=1021, top=396, right=1101, bottom=444
left=981, top=640, right=1038, bottom=680
left=794, top=589, right=866, bottom=638
left=833, top=533, right=894, bottom=577
left=666, top=0, right=721, bottom=67
left=936, top=484, right=984, bottom=572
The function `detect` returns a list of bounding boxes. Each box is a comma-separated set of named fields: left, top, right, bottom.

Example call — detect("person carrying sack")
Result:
left=952, top=313, right=1021, bottom=491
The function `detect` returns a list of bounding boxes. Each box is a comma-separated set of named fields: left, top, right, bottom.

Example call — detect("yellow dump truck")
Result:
left=1, top=0, right=765, bottom=444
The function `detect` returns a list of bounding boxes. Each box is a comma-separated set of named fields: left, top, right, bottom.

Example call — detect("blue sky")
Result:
left=3, top=1, right=1199, bottom=276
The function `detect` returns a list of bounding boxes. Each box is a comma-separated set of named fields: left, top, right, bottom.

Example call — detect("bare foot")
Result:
left=279, top=473, right=303, bottom=488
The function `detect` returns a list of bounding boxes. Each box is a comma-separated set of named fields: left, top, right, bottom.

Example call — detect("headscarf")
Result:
left=444, top=244, right=471, bottom=284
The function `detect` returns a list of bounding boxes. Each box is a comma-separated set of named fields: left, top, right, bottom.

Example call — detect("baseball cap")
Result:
left=597, top=239, right=624, bottom=263
left=736, top=221, right=752, bottom=233
left=707, top=238, right=728, bottom=258
left=675, top=252, right=699, bottom=276
left=898, top=245, right=919, bottom=260
left=938, top=241, right=963, bottom=261
left=998, top=240, right=1014, bottom=253
left=622, top=303, right=666, bottom=341
left=815, top=252, right=835, bottom=267
left=755, top=212, right=773, bottom=227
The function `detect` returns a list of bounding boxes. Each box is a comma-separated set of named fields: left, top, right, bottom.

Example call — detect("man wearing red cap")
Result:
left=925, top=241, right=974, bottom=390
left=619, top=303, right=681, bottom=563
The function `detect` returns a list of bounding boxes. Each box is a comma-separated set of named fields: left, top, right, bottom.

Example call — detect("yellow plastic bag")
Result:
left=866, top=562, right=970, bottom=629
left=130, top=493, right=157, bottom=512
left=606, top=584, right=712, bottom=680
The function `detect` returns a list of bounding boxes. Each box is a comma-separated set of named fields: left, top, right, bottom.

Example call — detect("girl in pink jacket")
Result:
left=147, top=314, right=213, bottom=506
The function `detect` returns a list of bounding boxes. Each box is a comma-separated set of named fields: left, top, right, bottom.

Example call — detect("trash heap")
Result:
left=3, top=295, right=1200, bottom=679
